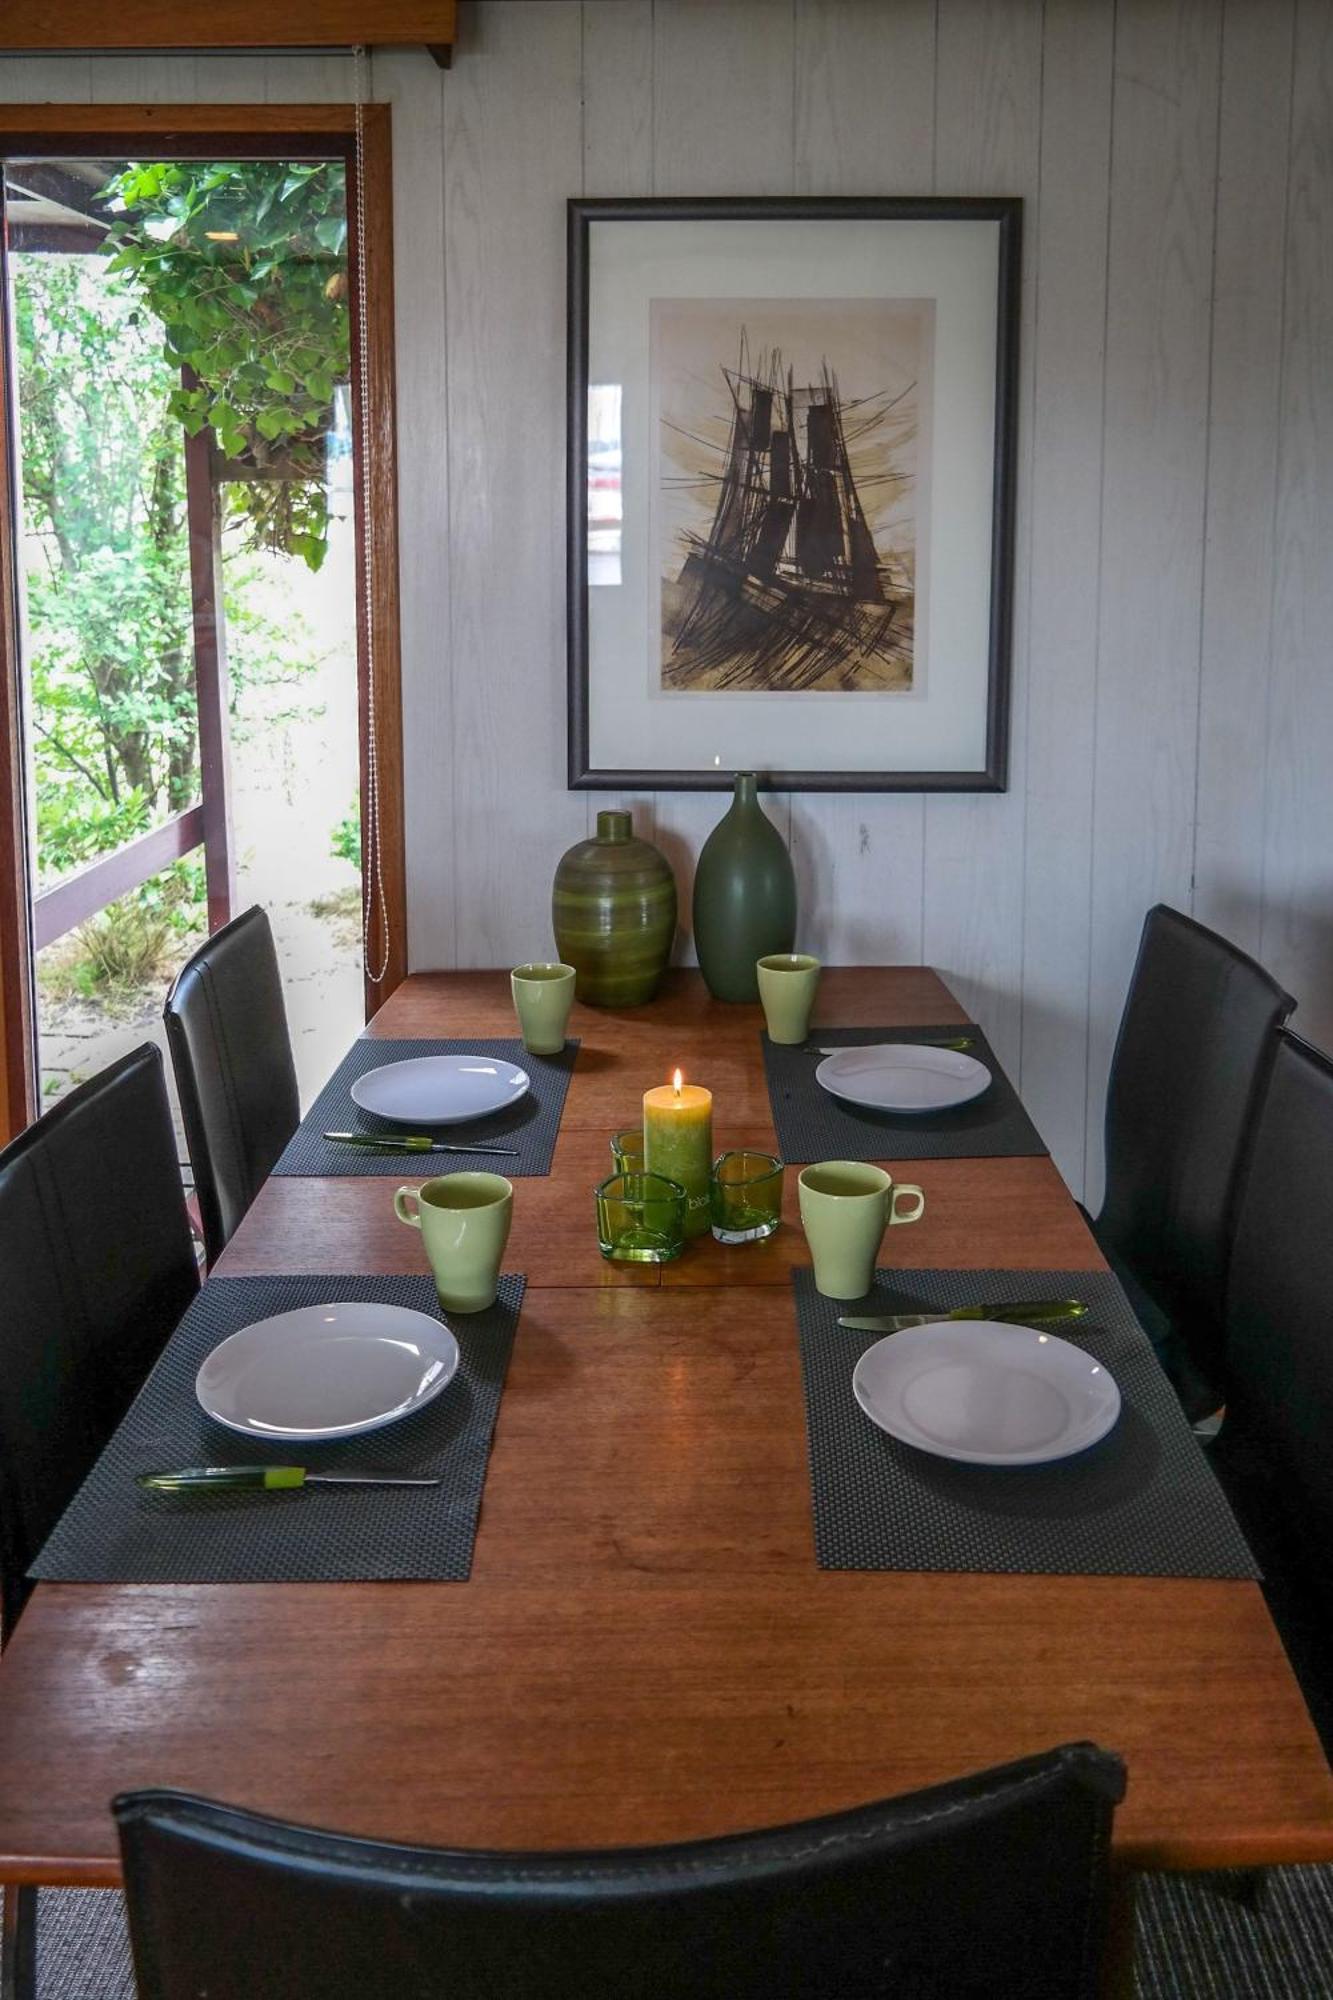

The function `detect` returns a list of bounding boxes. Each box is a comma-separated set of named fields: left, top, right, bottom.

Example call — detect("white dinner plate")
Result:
left=350, top=1052, right=529, bottom=1126
left=196, top=1302, right=460, bottom=1442
left=852, top=1321, right=1121, bottom=1466
left=815, top=1043, right=992, bottom=1114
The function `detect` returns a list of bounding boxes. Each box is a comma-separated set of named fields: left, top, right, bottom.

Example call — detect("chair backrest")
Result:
left=1223, top=1030, right=1333, bottom=1561
left=115, top=1743, right=1124, bottom=2000
left=1097, top=905, right=1293, bottom=1337
left=164, top=905, right=300, bottom=1266
left=0, top=1044, right=198, bottom=1640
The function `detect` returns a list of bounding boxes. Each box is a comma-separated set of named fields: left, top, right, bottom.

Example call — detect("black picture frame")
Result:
left=567, top=195, right=1021, bottom=793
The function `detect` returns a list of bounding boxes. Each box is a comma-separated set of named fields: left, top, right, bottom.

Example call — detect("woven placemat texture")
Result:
left=273, top=1038, right=578, bottom=1176
left=31, top=1273, right=523, bottom=1584
left=794, top=1266, right=1257, bottom=1579
left=763, top=1025, right=1047, bottom=1162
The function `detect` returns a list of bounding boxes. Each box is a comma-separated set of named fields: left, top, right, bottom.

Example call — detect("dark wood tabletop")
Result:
left=0, top=968, right=1329, bottom=1890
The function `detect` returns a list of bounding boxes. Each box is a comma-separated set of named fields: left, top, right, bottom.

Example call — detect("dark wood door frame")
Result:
left=0, top=104, right=408, bottom=1142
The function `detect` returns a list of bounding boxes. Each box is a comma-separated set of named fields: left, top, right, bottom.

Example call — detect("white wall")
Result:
left=3, top=0, right=1331, bottom=1204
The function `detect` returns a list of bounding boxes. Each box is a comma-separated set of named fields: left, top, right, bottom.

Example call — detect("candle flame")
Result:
left=672, top=1068, right=683, bottom=1096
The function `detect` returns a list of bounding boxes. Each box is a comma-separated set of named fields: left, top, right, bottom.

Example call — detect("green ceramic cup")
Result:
left=510, top=962, right=576, bottom=1056
left=797, top=1160, right=925, bottom=1301
left=756, top=952, right=822, bottom=1045
left=394, top=1172, right=513, bottom=1313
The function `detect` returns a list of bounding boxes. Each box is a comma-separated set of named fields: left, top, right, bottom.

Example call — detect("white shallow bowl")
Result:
left=196, top=1302, right=460, bottom=1442
left=815, top=1044, right=992, bottom=1114
left=852, top=1321, right=1121, bottom=1466
left=350, top=1052, right=529, bottom=1126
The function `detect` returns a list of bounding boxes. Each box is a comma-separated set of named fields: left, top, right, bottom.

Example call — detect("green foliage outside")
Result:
left=18, top=156, right=352, bottom=1014
left=330, top=795, right=361, bottom=871
left=103, top=160, right=349, bottom=572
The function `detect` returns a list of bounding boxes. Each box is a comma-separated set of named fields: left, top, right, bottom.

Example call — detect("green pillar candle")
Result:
left=643, top=1071, right=713, bottom=1240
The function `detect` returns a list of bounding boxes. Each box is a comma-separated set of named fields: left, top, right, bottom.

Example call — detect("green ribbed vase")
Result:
left=552, top=810, right=677, bottom=1008
left=692, top=773, right=796, bottom=1002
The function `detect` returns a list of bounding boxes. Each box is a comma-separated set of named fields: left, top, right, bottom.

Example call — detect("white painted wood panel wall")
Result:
left=2, top=0, right=1330, bottom=1204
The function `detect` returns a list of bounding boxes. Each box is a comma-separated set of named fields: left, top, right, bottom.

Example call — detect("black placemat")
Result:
left=793, top=1267, right=1257, bottom=1579
left=763, top=1024, right=1047, bottom=1162
left=30, top=1273, right=523, bottom=1584
left=273, top=1038, right=578, bottom=1176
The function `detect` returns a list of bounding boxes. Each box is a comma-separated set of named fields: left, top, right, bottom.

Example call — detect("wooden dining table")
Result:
left=0, top=968, right=1330, bottom=1960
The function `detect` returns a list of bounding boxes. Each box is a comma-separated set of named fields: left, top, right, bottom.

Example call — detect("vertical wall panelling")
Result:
left=581, top=1, right=659, bottom=858
left=1262, top=0, right=1333, bottom=1044
left=443, top=2, right=587, bottom=967
left=87, top=57, right=200, bottom=101
left=787, top=0, right=934, bottom=970
left=1017, top=0, right=1113, bottom=1191
left=1084, top=0, right=1223, bottom=1204
left=188, top=58, right=264, bottom=103
left=649, top=0, right=797, bottom=962
left=261, top=55, right=357, bottom=102
left=1192, top=0, right=1295, bottom=954
left=378, top=50, right=453, bottom=970
left=0, top=56, right=93, bottom=100
left=924, top=0, right=1042, bottom=1071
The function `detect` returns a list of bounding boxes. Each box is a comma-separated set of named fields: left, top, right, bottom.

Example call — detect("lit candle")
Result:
left=643, top=1068, right=713, bottom=1239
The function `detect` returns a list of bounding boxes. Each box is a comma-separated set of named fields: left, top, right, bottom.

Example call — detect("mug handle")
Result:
left=888, top=1183, right=925, bottom=1226
left=394, top=1187, right=422, bottom=1230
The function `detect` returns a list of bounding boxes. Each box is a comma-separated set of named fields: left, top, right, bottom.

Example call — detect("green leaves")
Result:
left=101, top=157, right=351, bottom=569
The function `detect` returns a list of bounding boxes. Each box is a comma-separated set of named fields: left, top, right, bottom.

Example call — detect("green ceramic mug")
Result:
left=394, top=1172, right=513, bottom=1313
left=510, top=962, right=576, bottom=1056
left=797, top=1160, right=925, bottom=1301
left=756, top=952, right=822, bottom=1045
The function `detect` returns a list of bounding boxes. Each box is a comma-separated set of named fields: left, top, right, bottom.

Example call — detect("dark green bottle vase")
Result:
left=692, top=773, right=796, bottom=1003
left=552, top=810, right=677, bottom=1008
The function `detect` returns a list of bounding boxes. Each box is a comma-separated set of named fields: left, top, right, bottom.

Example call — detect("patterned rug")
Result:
left=6, top=1868, right=1332, bottom=1995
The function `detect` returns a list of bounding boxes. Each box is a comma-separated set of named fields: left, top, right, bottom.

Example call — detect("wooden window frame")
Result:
left=0, top=104, right=407, bottom=1141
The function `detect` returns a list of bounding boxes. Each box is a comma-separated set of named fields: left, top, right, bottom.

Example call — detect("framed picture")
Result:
left=567, top=196, right=1021, bottom=792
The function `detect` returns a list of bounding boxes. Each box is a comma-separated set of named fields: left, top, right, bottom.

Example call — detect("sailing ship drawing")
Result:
left=658, top=318, right=922, bottom=695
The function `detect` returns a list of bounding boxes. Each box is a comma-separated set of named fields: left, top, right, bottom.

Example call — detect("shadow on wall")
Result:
left=646, top=817, right=698, bottom=966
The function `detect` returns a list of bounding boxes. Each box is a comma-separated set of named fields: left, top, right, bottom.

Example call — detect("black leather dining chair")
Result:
left=1209, top=1029, right=1333, bottom=1757
left=164, top=904, right=300, bottom=1267
left=114, top=1743, right=1125, bottom=2000
left=0, top=1043, right=198, bottom=2000
left=1089, top=904, right=1294, bottom=1415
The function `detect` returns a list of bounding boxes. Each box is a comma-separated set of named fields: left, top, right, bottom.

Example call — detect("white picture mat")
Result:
left=586, top=217, right=1000, bottom=775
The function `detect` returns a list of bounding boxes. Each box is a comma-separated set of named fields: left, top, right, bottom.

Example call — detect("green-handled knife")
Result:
left=837, top=1298, right=1088, bottom=1334
left=324, top=1131, right=519, bottom=1157
left=137, top=1466, right=442, bottom=1493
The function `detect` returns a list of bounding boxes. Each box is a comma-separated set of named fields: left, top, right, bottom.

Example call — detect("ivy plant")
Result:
left=102, top=159, right=350, bottom=570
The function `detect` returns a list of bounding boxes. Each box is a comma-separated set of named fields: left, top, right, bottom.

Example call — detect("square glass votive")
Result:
left=609, top=1126, right=646, bottom=1175
left=596, top=1171, right=686, bottom=1263
left=710, top=1150, right=785, bottom=1244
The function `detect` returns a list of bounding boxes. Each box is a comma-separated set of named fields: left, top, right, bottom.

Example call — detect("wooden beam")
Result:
left=349, top=103, right=409, bottom=1013
left=32, top=806, right=206, bottom=953
left=182, top=398, right=235, bottom=934
left=0, top=3, right=456, bottom=56
left=0, top=183, right=35, bottom=1143
left=0, top=107, right=377, bottom=144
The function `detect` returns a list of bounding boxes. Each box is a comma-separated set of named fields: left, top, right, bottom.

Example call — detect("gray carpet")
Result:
left=3, top=1868, right=1332, bottom=1994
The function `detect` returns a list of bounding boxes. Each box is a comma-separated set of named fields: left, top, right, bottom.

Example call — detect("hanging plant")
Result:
left=101, top=159, right=349, bottom=571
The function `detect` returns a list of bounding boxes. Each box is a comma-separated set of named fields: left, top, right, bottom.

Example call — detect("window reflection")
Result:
left=587, top=382, right=621, bottom=587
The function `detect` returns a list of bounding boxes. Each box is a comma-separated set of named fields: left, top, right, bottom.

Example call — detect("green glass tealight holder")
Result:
left=596, top=1171, right=686, bottom=1264
left=609, top=1126, right=646, bottom=1174
left=710, top=1150, right=785, bottom=1244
